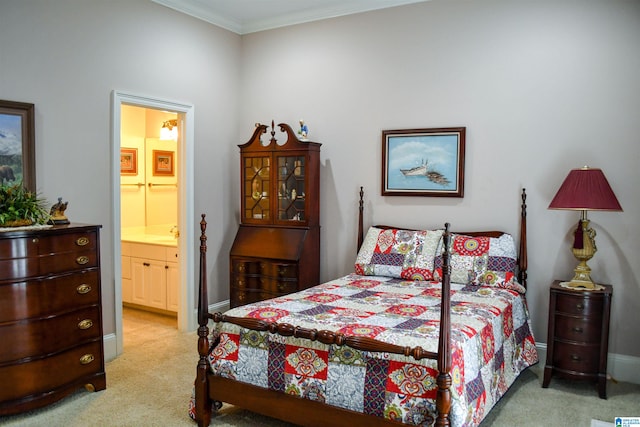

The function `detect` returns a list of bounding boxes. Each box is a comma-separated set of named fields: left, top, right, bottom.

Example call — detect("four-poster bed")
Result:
left=191, top=188, right=536, bottom=426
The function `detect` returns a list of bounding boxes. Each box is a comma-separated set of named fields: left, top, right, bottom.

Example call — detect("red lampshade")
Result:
left=549, top=167, right=622, bottom=211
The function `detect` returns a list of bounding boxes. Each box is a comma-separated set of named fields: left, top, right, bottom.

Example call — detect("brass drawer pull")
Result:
left=570, top=354, right=581, bottom=361
left=575, top=303, right=584, bottom=310
left=237, top=264, right=245, bottom=272
left=77, top=284, right=92, bottom=294
left=76, top=236, right=90, bottom=246
left=572, top=327, right=583, bottom=333
left=76, top=256, right=90, bottom=265
left=78, top=319, right=94, bottom=330
left=80, top=354, right=95, bottom=365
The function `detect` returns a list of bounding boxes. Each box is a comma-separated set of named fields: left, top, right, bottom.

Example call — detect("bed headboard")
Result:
left=356, top=187, right=528, bottom=289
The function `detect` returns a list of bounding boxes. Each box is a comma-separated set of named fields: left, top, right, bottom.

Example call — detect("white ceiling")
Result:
left=151, top=0, right=429, bottom=34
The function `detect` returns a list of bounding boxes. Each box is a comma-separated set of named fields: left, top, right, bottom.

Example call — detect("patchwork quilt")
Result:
left=193, top=274, right=538, bottom=426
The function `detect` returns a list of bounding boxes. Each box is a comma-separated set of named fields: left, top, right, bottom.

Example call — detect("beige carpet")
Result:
left=1, top=308, right=638, bottom=427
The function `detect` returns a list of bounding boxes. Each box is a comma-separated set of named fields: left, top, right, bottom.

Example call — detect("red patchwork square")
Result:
left=386, top=360, right=438, bottom=399
left=480, top=323, right=495, bottom=363
left=284, top=345, right=328, bottom=380
left=212, top=333, right=240, bottom=361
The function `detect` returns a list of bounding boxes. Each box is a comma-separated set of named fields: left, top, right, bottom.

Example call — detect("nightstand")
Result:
left=542, top=280, right=612, bottom=398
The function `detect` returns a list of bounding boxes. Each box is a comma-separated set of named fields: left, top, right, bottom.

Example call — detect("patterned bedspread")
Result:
left=197, top=274, right=538, bottom=426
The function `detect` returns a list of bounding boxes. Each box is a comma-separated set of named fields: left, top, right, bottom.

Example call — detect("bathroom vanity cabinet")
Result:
left=122, top=241, right=179, bottom=313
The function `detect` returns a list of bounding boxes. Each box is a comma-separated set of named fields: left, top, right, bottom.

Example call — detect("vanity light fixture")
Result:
left=160, top=119, right=178, bottom=141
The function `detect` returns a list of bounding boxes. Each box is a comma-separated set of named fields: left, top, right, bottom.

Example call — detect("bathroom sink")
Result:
left=146, top=235, right=178, bottom=244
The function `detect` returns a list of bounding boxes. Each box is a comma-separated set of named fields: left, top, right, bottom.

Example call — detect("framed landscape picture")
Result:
left=382, top=127, right=466, bottom=197
left=0, top=100, right=35, bottom=191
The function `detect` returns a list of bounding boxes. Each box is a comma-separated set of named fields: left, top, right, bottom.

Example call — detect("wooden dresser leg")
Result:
left=542, top=366, right=552, bottom=388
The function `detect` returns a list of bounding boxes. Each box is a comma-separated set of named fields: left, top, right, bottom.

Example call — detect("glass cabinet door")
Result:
left=243, top=156, right=270, bottom=220
left=277, top=155, right=305, bottom=221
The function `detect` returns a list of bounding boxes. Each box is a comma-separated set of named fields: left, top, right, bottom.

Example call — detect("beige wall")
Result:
left=239, top=0, right=640, bottom=358
left=0, top=0, right=242, bottom=334
left=0, top=0, right=638, bottom=361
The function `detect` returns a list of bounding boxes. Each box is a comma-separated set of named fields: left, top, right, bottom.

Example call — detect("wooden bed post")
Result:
left=436, top=223, right=452, bottom=427
left=195, top=214, right=212, bottom=427
left=357, top=186, right=364, bottom=252
left=518, top=188, right=528, bottom=288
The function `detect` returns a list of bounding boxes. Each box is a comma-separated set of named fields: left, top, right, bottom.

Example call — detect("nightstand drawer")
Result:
left=552, top=341, right=599, bottom=373
left=555, top=293, right=602, bottom=317
left=554, top=315, right=602, bottom=343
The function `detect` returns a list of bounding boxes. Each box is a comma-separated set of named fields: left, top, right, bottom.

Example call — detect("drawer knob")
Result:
left=77, top=284, right=92, bottom=294
left=80, top=354, right=95, bottom=365
left=570, top=354, right=581, bottom=361
left=575, top=303, right=584, bottom=310
left=76, top=236, right=90, bottom=246
left=76, top=256, right=90, bottom=265
left=78, top=319, right=94, bottom=330
left=572, top=326, right=583, bottom=333
left=277, top=283, right=286, bottom=292
left=237, top=264, right=245, bottom=272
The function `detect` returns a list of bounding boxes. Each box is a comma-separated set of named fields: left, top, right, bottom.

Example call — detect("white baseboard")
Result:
left=104, top=333, right=117, bottom=362
left=209, top=299, right=230, bottom=314
left=536, top=343, right=640, bottom=385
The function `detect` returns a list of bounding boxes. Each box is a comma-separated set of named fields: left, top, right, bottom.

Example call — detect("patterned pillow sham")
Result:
left=355, top=227, right=443, bottom=280
left=434, top=233, right=525, bottom=293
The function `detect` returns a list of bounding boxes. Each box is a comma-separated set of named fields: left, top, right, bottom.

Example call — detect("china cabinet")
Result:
left=229, top=121, right=321, bottom=307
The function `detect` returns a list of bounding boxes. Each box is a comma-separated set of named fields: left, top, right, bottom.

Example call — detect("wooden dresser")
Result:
left=0, top=224, right=106, bottom=415
left=542, top=280, right=612, bottom=398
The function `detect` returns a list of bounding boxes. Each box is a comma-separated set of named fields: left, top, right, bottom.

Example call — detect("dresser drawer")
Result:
left=0, top=270, right=100, bottom=323
left=552, top=341, right=599, bottom=374
left=555, top=293, right=602, bottom=317
left=0, top=230, right=97, bottom=260
left=0, top=250, right=98, bottom=280
left=230, top=287, right=278, bottom=307
left=0, top=340, right=103, bottom=402
left=554, top=315, right=602, bottom=344
left=232, top=259, right=261, bottom=275
left=261, top=262, right=298, bottom=279
left=0, top=306, right=101, bottom=363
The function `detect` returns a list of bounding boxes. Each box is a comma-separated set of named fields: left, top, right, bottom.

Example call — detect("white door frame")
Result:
left=111, top=90, right=196, bottom=356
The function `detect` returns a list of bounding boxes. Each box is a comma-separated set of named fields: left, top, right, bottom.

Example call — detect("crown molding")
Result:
left=152, top=0, right=429, bottom=35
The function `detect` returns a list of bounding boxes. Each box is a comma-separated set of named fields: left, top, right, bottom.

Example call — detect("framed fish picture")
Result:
left=381, top=127, right=465, bottom=197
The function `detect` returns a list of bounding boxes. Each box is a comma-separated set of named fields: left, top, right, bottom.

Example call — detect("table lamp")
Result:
left=548, top=166, right=622, bottom=290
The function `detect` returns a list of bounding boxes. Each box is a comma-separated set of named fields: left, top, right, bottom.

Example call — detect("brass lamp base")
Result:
left=564, top=279, right=597, bottom=290
left=567, top=217, right=597, bottom=290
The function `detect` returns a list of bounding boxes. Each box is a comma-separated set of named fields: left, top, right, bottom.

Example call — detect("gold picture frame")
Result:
left=152, top=150, right=174, bottom=176
left=120, top=148, right=138, bottom=175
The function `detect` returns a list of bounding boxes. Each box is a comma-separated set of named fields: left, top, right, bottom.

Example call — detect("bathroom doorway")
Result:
left=111, top=91, right=196, bottom=357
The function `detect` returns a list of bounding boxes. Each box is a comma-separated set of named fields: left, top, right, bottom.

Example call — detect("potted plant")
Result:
left=0, top=183, right=50, bottom=227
